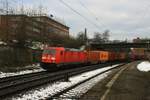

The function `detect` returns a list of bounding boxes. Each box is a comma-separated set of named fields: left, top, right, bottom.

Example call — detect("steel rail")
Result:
left=47, top=63, right=126, bottom=99
left=0, top=62, right=121, bottom=98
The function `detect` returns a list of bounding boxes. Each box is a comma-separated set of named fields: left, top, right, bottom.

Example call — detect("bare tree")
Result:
left=92, top=32, right=103, bottom=43
left=76, top=31, right=87, bottom=45
left=102, top=30, right=110, bottom=43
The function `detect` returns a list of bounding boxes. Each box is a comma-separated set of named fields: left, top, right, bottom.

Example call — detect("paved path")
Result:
left=80, top=61, right=150, bottom=100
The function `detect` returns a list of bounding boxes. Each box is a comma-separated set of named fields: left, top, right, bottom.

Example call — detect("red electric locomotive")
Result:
left=41, top=47, right=87, bottom=70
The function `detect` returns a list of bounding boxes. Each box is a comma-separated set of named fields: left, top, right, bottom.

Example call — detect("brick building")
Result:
left=31, top=16, right=69, bottom=37
left=0, top=14, right=69, bottom=43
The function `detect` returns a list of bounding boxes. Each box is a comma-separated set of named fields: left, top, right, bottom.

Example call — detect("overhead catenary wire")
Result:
left=58, top=0, right=103, bottom=30
left=78, top=0, right=108, bottom=29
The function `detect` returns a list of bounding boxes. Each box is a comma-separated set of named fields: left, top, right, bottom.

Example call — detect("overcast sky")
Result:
left=5, top=0, right=150, bottom=40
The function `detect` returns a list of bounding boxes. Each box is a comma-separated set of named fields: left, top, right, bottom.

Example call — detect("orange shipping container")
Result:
left=99, top=51, right=109, bottom=62
left=87, top=51, right=100, bottom=64
left=131, top=48, right=145, bottom=56
left=109, top=52, right=116, bottom=61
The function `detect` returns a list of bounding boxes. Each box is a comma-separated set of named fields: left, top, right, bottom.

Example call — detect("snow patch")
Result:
left=0, top=41, right=7, bottom=45
left=137, top=61, right=150, bottom=72
left=60, top=71, right=110, bottom=99
left=0, top=64, right=44, bottom=78
left=9, top=64, right=120, bottom=100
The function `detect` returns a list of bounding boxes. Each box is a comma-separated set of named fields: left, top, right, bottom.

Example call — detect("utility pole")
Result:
left=6, top=0, right=8, bottom=14
left=84, top=28, right=90, bottom=50
left=6, top=0, right=9, bottom=44
left=148, top=40, right=150, bottom=51
left=84, top=28, right=87, bottom=43
left=21, top=0, right=24, bottom=14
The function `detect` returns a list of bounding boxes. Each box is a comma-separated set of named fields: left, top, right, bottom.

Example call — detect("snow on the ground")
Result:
left=0, top=64, right=44, bottom=78
left=0, top=41, right=7, bottom=45
left=10, top=64, right=120, bottom=100
left=60, top=71, right=110, bottom=99
left=137, top=61, right=150, bottom=72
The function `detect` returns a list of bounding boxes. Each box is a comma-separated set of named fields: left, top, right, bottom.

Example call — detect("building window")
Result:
left=32, top=28, right=40, bottom=33
left=48, top=28, right=54, bottom=33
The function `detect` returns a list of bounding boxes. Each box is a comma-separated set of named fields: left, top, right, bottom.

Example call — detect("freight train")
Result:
left=130, top=48, right=146, bottom=60
left=40, top=47, right=127, bottom=71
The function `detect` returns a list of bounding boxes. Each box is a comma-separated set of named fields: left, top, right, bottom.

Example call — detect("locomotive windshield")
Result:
left=43, top=49, right=56, bottom=56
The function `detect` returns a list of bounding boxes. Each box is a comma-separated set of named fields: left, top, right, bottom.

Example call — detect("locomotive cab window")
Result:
left=43, top=49, right=56, bottom=56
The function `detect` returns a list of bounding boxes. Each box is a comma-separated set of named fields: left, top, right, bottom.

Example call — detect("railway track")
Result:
left=47, top=63, right=126, bottom=99
left=0, top=62, right=122, bottom=98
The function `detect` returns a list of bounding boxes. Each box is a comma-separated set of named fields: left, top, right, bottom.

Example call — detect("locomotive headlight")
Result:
left=51, top=57, right=56, bottom=60
left=42, top=56, right=46, bottom=59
